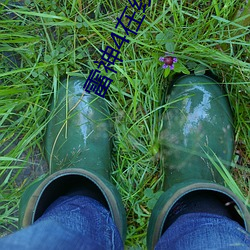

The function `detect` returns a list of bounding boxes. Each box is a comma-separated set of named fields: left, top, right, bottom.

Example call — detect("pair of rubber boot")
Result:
left=19, top=75, right=250, bottom=249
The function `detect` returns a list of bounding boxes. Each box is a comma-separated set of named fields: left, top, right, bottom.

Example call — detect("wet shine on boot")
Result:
left=19, top=77, right=127, bottom=242
left=147, top=75, right=250, bottom=249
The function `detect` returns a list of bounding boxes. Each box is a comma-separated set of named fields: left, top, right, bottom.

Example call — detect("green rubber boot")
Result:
left=147, top=75, right=250, bottom=249
left=19, top=77, right=127, bottom=242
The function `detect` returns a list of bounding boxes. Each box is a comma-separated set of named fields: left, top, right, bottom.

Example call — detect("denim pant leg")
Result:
left=155, top=213, right=250, bottom=250
left=0, top=196, right=123, bottom=250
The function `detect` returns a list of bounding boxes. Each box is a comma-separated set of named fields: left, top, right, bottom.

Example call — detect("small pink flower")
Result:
left=159, top=53, right=177, bottom=70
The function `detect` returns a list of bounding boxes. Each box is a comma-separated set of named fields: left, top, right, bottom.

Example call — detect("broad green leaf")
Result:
left=156, top=32, right=167, bottom=45
left=165, top=42, right=175, bottom=52
left=194, top=64, right=207, bottom=75
left=144, top=188, right=154, bottom=198
left=174, top=62, right=190, bottom=75
left=164, top=67, right=171, bottom=77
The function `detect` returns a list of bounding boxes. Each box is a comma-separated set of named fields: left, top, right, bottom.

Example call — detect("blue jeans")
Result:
left=156, top=213, right=250, bottom=250
left=0, top=196, right=123, bottom=250
left=0, top=196, right=249, bottom=249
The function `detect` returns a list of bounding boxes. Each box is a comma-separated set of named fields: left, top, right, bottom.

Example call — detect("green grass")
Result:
left=0, top=0, right=250, bottom=248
